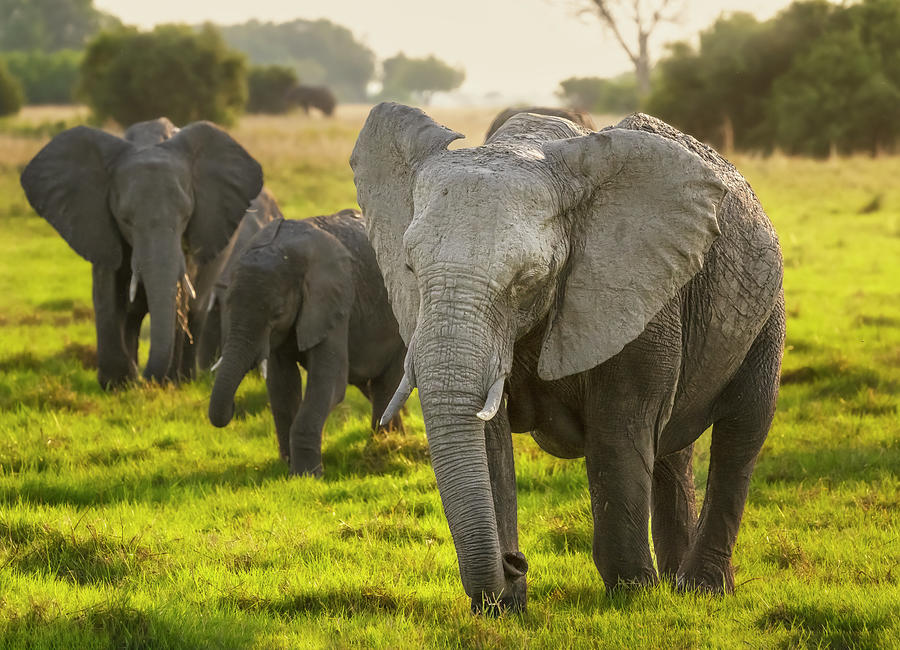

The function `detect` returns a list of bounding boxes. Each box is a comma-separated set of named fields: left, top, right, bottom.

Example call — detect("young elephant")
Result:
left=21, top=117, right=263, bottom=388
left=208, top=210, right=407, bottom=477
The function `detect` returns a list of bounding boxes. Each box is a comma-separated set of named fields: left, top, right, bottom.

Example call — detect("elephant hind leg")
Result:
left=651, top=443, right=698, bottom=582
left=677, top=296, right=785, bottom=594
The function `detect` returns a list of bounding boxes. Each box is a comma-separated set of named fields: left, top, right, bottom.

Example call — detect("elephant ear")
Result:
left=162, top=121, right=263, bottom=264
left=295, top=230, right=355, bottom=351
left=350, top=102, right=463, bottom=344
left=538, top=128, right=727, bottom=381
left=20, top=126, right=132, bottom=268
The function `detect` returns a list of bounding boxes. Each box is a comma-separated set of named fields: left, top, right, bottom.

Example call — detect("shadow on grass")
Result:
left=323, top=427, right=430, bottom=479
left=0, top=601, right=257, bottom=649
left=221, top=585, right=440, bottom=619
left=757, top=602, right=890, bottom=649
left=755, top=438, right=900, bottom=485
left=0, top=457, right=288, bottom=508
left=0, top=518, right=164, bottom=586
left=780, top=361, right=897, bottom=403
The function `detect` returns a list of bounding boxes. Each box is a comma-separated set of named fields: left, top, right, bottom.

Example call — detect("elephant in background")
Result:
left=196, top=187, right=284, bottom=370
left=208, top=209, right=407, bottom=477
left=351, top=104, right=784, bottom=613
left=285, top=84, right=337, bottom=116
left=21, top=117, right=263, bottom=388
left=484, top=106, right=595, bottom=142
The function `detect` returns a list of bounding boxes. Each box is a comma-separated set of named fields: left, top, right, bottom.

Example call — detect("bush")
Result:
left=557, top=74, right=638, bottom=114
left=3, top=50, right=81, bottom=104
left=246, top=64, right=297, bottom=113
left=0, top=58, right=24, bottom=116
left=79, top=24, right=247, bottom=126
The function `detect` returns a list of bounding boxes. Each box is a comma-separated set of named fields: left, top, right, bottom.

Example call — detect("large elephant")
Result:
left=21, top=117, right=263, bottom=388
left=285, top=84, right=337, bottom=117
left=208, top=210, right=407, bottom=477
left=484, top=106, right=595, bottom=142
left=196, top=187, right=284, bottom=369
left=351, top=103, right=785, bottom=614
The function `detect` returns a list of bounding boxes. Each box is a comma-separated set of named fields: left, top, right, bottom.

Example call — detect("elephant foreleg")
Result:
left=266, top=346, right=302, bottom=464
left=651, top=443, right=698, bottom=581
left=92, top=264, right=138, bottom=389
left=484, top=403, right=528, bottom=607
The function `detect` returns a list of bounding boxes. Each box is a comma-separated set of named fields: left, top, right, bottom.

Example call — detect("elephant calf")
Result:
left=208, top=209, right=407, bottom=476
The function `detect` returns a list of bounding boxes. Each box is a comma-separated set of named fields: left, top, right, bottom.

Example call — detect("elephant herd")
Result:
left=20, top=104, right=784, bottom=615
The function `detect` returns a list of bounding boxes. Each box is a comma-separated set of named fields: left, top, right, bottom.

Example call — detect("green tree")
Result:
left=0, top=0, right=120, bottom=52
left=79, top=24, right=247, bottom=127
left=246, top=65, right=298, bottom=114
left=219, top=19, right=375, bottom=101
left=379, top=53, right=464, bottom=104
left=3, top=50, right=81, bottom=104
left=557, top=74, right=638, bottom=114
left=0, top=58, right=24, bottom=116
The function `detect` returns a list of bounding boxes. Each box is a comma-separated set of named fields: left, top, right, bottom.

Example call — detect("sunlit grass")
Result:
left=0, top=105, right=898, bottom=648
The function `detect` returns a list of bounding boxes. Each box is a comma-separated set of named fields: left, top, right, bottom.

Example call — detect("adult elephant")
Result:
left=285, top=84, right=337, bottom=116
left=208, top=210, right=406, bottom=476
left=484, top=106, right=595, bottom=142
left=351, top=103, right=784, bottom=614
left=21, top=118, right=263, bottom=388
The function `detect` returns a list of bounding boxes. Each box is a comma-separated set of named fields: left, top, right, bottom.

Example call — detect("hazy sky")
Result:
left=93, top=0, right=794, bottom=101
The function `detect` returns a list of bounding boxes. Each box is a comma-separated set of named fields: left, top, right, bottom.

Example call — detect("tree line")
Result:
left=0, top=0, right=465, bottom=121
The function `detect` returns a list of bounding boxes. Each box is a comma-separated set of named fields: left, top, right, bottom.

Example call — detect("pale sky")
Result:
left=93, top=0, right=794, bottom=102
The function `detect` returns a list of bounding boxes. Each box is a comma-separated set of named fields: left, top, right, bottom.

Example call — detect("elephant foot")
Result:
left=470, top=552, right=529, bottom=617
left=98, top=365, right=137, bottom=391
left=603, top=568, right=659, bottom=595
left=289, top=455, right=323, bottom=478
left=676, top=555, right=734, bottom=595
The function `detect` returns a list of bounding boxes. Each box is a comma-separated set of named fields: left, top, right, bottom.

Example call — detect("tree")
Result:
left=379, top=53, right=465, bottom=104
left=79, top=24, right=247, bottom=126
left=574, top=0, right=683, bottom=101
left=246, top=65, right=298, bottom=114
left=3, top=50, right=81, bottom=104
left=0, top=58, right=24, bottom=116
left=218, top=19, right=375, bottom=101
left=558, top=73, right=638, bottom=113
left=0, top=0, right=120, bottom=52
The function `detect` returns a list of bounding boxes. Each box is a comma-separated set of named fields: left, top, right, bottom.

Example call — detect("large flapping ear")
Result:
left=295, top=230, right=355, bottom=351
left=162, top=121, right=263, bottom=264
left=538, top=128, right=726, bottom=381
left=20, top=126, right=132, bottom=268
left=349, top=102, right=463, bottom=344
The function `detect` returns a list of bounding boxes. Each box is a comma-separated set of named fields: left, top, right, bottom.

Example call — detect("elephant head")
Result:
left=21, top=121, right=263, bottom=383
left=350, top=103, right=725, bottom=611
left=208, top=218, right=354, bottom=427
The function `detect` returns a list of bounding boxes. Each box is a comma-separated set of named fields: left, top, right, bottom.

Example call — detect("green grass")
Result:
left=1, top=108, right=899, bottom=648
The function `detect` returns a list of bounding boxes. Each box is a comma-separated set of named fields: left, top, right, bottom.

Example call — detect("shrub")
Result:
left=79, top=24, right=247, bottom=126
left=557, top=75, right=639, bottom=114
left=3, top=50, right=81, bottom=104
left=0, top=58, right=24, bottom=116
left=246, top=65, right=297, bottom=114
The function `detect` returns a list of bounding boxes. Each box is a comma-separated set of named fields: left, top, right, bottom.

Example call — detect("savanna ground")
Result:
left=0, top=104, right=898, bottom=649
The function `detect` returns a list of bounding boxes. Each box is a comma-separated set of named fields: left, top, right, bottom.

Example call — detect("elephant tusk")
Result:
left=380, top=372, right=414, bottom=428
left=206, top=294, right=216, bottom=313
left=129, top=273, right=139, bottom=303
left=182, top=273, right=196, bottom=300
left=260, top=359, right=268, bottom=380
left=476, top=376, right=506, bottom=421
left=210, top=356, right=223, bottom=372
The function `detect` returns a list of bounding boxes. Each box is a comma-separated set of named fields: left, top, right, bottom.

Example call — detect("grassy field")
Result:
left=0, top=105, right=898, bottom=648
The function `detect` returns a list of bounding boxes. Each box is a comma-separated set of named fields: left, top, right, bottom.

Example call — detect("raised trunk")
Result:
left=208, top=330, right=264, bottom=427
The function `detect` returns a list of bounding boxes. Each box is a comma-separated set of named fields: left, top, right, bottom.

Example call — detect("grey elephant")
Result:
left=484, top=106, right=595, bottom=142
left=208, top=209, right=407, bottom=477
left=196, top=187, right=284, bottom=369
left=21, top=118, right=264, bottom=388
left=285, top=84, right=337, bottom=117
left=351, top=103, right=784, bottom=614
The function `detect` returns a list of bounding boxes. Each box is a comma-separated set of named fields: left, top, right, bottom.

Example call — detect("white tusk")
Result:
left=206, top=294, right=216, bottom=313
left=210, top=356, right=223, bottom=372
left=129, top=273, right=139, bottom=302
left=380, top=372, right=413, bottom=428
left=476, top=376, right=506, bottom=421
left=182, top=273, right=196, bottom=300
left=260, top=358, right=268, bottom=379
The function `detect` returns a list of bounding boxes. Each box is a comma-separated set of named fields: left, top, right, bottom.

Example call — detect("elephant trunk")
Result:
left=208, top=325, right=267, bottom=427
left=413, top=300, right=520, bottom=613
left=137, top=245, right=184, bottom=383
